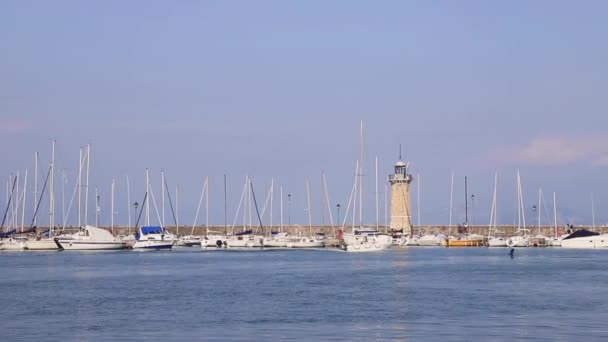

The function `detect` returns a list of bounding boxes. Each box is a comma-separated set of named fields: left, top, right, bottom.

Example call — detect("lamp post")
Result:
left=471, top=194, right=475, bottom=226
left=287, top=194, right=291, bottom=225
left=532, top=205, right=537, bottom=231
left=336, top=203, right=341, bottom=225
left=133, top=202, right=139, bottom=231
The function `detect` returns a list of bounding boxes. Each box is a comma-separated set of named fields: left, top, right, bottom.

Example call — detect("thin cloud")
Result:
left=0, top=119, right=31, bottom=137
left=500, top=136, right=608, bottom=166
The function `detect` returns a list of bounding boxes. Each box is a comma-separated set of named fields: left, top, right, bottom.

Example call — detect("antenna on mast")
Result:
left=399, top=144, right=402, bottom=161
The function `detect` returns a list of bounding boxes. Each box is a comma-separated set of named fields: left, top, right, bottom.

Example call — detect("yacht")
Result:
left=132, top=226, right=176, bottom=249
left=488, top=236, right=508, bottom=247
left=55, top=225, right=127, bottom=250
left=224, top=231, right=264, bottom=248
left=560, top=229, right=608, bottom=249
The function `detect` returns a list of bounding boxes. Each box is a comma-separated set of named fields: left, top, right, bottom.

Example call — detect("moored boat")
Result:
left=55, top=225, right=127, bottom=250
left=132, top=226, right=176, bottom=249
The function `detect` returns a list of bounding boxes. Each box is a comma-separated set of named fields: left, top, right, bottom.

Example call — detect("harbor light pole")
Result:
left=133, top=201, right=139, bottom=231
left=336, top=203, right=341, bottom=226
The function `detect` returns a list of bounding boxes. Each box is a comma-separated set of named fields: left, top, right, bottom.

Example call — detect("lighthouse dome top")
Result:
left=395, top=160, right=406, bottom=167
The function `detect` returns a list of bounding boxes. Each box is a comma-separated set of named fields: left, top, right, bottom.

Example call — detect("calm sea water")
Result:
left=1, top=247, right=608, bottom=341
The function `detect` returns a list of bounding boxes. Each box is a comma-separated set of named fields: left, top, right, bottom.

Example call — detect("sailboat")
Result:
left=506, top=170, right=530, bottom=248
left=487, top=172, right=507, bottom=247
left=224, top=177, right=264, bottom=248
left=447, top=176, right=485, bottom=247
left=285, top=180, right=325, bottom=248
left=132, top=170, right=176, bottom=249
left=341, top=124, right=393, bottom=253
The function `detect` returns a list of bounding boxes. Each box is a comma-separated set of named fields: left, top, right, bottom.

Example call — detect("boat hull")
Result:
left=488, top=238, right=508, bottom=247
left=447, top=239, right=484, bottom=247
left=25, top=239, right=59, bottom=250
left=561, top=235, right=608, bottom=249
left=0, top=240, right=26, bottom=250
left=56, top=239, right=127, bottom=250
left=132, top=240, right=175, bottom=249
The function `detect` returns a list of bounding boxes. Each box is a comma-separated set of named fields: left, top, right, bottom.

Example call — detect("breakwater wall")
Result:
left=37, top=224, right=607, bottom=237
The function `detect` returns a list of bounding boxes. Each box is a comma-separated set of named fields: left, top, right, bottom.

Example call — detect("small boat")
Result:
left=177, top=235, right=202, bottom=247
left=286, top=236, right=325, bottom=248
left=506, top=229, right=530, bottom=248
left=447, top=236, right=485, bottom=247
left=0, top=236, right=27, bottom=250
left=488, top=236, right=508, bottom=247
left=55, top=225, right=127, bottom=250
left=263, top=232, right=289, bottom=248
left=201, top=235, right=227, bottom=248
left=132, top=226, right=176, bottom=249
left=25, top=238, right=60, bottom=250
left=560, top=229, right=608, bottom=249
left=417, top=234, right=445, bottom=246
left=225, top=230, right=264, bottom=248
left=343, top=229, right=393, bottom=252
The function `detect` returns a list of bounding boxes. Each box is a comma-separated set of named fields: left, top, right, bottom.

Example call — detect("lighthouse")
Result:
left=388, top=151, right=413, bottom=235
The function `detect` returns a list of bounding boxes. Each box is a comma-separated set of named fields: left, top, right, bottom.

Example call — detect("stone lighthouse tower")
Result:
left=388, top=151, right=413, bottom=235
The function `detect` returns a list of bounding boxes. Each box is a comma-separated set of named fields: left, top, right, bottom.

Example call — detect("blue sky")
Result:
left=1, top=1, right=608, bottom=227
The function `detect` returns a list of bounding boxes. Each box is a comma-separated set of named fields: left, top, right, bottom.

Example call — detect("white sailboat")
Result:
left=487, top=172, right=507, bottom=247
left=341, top=124, right=393, bottom=252
left=132, top=170, right=175, bottom=249
left=506, top=170, right=530, bottom=248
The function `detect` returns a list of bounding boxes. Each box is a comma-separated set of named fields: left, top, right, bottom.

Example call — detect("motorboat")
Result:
left=560, top=229, right=608, bottom=249
left=132, top=226, right=176, bottom=249
left=55, top=225, right=127, bottom=250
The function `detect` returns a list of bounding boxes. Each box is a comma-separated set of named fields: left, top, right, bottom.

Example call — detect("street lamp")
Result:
left=287, top=194, right=291, bottom=225
left=471, top=194, right=475, bottom=226
left=336, top=203, right=341, bottom=225
left=532, top=205, right=537, bottom=229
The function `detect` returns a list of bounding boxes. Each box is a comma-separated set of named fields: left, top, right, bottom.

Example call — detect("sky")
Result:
left=1, top=1, right=608, bottom=228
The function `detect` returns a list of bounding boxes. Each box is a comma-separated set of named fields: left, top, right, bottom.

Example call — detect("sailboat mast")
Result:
left=205, top=176, right=209, bottom=230
left=161, top=171, right=165, bottom=227
left=375, top=156, right=379, bottom=230
left=270, top=178, right=274, bottom=231
left=538, top=188, right=542, bottom=231
left=359, top=120, right=363, bottom=227
left=85, top=144, right=90, bottom=226
left=146, top=169, right=150, bottom=227
left=224, top=174, right=227, bottom=232
left=127, top=175, right=131, bottom=233
left=449, top=172, right=454, bottom=232
left=417, top=172, right=421, bottom=228
left=77, top=148, right=82, bottom=227
left=175, top=185, right=179, bottom=235
left=111, top=178, right=115, bottom=233
left=49, top=139, right=55, bottom=235
left=21, top=169, right=28, bottom=232
left=280, top=186, right=284, bottom=232
left=95, top=186, right=99, bottom=226
left=61, top=170, right=66, bottom=228
left=591, top=193, right=596, bottom=230
left=34, top=152, right=38, bottom=226
left=553, top=192, right=558, bottom=238
left=306, top=179, right=312, bottom=236
left=464, top=176, right=468, bottom=225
